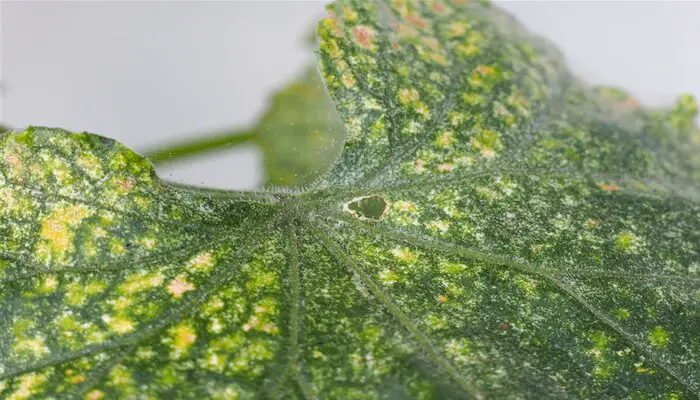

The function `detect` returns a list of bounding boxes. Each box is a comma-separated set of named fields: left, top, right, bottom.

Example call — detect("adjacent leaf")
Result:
left=146, top=68, right=345, bottom=188
left=1, top=1, right=699, bottom=399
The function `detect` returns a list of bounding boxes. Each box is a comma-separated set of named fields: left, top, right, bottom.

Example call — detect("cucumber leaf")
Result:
left=1, top=1, right=699, bottom=399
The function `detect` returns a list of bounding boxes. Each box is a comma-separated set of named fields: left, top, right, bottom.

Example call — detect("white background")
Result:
left=2, top=1, right=699, bottom=189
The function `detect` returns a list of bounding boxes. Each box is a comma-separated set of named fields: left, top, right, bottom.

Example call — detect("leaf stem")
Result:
left=143, top=129, right=257, bottom=164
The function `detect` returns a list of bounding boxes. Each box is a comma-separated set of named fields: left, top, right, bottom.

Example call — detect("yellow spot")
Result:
left=405, top=13, right=428, bottom=29
left=514, top=276, right=538, bottom=297
left=190, top=252, right=215, bottom=272
left=209, top=318, right=223, bottom=334
left=437, top=163, right=454, bottom=172
left=173, top=324, right=197, bottom=350
left=421, top=36, right=440, bottom=51
left=392, top=246, right=418, bottom=262
left=342, top=4, right=358, bottom=22
left=649, top=326, right=670, bottom=348
left=102, top=315, right=135, bottom=335
left=77, top=154, right=103, bottom=179
left=461, top=92, right=483, bottom=106
left=584, top=219, right=600, bottom=229
left=481, top=148, right=495, bottom=159
left=110, top=239, right=126, bottom=255
left=67, top=373, right=86, bottom=385
left=399, top=88, right=420, bottom=105
left=119, top=271, right=164, bottom=294
left=415, top=158, right=426, bottom=173
left=325, top=38, right=343, bottom=59
left=13, top=337, right=48, bottom=357
left=436, top=130, right=456, bottom=147
left=472, top=128, right=502, bottom=159
left=393, top=200, right=417, bottom=212
left=36, top=205, right=92, bottom=263
left=430, top=1, right=449, bottom=16
left=139, top=236, right=157, bottom=250
left=475, top=65, right=495, bottom=75
left=415, top=103, right=431, bottom=118
left=7, top=373, right=48, bottom=400
left=614, top=308, right=631, bottom=321
left=167, top=275, right=195, bottom=298
left=426, top=220, right=450, bottom=233
left=241, top=299, right=280, bottom=335
left=342, top=72, right=356, bottom=87
left=429, top=52, right=449, bottom=66
left=211, top=387, right=241, bottom=400
left=85, top=390, right=105, bottom=400
left=110, top=296, right=133, bottom=312
left=457, top=43, right=479, bottom=58
left=378, top=269, right=399, bottom=285
left=40, top=275, right=58, bottom=293
left=448, top=22, right=467, bottom=37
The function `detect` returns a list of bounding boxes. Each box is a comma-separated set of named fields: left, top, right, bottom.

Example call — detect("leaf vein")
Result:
left=310, top=221, right=483, bottom=399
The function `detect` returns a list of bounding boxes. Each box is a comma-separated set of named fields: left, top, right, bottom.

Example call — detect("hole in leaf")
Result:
left=347, top=195, right=388, bottom=220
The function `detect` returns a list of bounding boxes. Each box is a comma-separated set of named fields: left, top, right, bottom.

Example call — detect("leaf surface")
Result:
left=1, top=1, right=699, bottom=399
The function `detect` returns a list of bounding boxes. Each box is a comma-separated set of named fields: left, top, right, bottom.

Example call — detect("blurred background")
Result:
left=2, top=1, right=699, bottom=189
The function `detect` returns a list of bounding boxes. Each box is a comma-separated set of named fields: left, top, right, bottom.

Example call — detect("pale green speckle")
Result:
left=649, top=326, right=670, bottom=348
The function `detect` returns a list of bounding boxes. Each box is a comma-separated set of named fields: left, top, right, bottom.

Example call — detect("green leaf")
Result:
left=146, top=68, right=345, bottom=188
left=1, top=1, right=699, bottom=399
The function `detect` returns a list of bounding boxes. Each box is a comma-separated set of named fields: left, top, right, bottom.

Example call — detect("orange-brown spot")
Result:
left=395, top=23, right=419, bottom=38
left=118, top=178, right=134, bottom=192
left=430, top=53, right=449, bottom=66
left=598, top=182, right=621, bottom=192
left=585, top=218, right=601, bottom=229
left=6, top=152, right=20, bottom=169
left=173, top=325, right=197, bottom=349
left=431, top=2, right=448, bottom=15
left=167, top=276, right=195, bottom=298
left=421, top=37, right=440, bottom=51
left=342, top=73, right=356, bottom=87
left=85, top=389, right=105, bottom=400
left=399, top=88, right=420, bottom=105
left=415, top=159, right=426, bottom=173
left=68, top=374, right=86, bottom=384
left=438, top=294, right=448, bottom=304
left=476, top=65, right=495, bottom=75
left=352, top=26, right=375, bottom=50
left=616, top=97, right=640, bottom=111
left=406, top=13, right=428, bottom=29
left=480, top=148, right=495, bottom=159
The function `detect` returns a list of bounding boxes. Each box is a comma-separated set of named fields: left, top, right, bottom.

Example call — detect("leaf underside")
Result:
left=1, top=1, right=699, bottom=400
